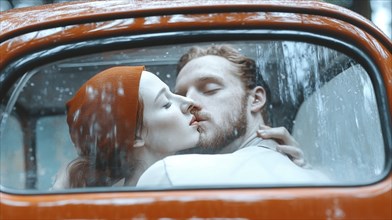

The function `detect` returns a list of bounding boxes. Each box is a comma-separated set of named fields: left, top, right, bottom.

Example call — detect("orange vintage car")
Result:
left=0, top=0, right=391, bottom=219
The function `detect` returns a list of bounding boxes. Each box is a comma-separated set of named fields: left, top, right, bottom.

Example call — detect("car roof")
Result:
left=1, top=0, right=390, bottom=119
left=1, top=0, right=387, bottom=44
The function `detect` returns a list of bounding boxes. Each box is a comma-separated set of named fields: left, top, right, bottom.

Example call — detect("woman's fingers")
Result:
left=257, top=125, right=310, bottom=168
left=276, top=144, right=303, bottom=159
left=257, top=126, right=299, bottom=146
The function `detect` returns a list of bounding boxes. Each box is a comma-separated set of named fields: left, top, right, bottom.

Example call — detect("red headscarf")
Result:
left=66, top=66, right=144, bottom=182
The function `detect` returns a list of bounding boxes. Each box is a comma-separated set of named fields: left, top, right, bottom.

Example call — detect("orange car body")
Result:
left=0, top=0, right=391, bottom=219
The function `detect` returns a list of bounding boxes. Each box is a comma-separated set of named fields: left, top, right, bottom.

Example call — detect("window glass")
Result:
left=36, top=116, right=76, bottom=190
left=0, top=41, right=386, bottom=191
left=0, top=114, right=24, bottom=189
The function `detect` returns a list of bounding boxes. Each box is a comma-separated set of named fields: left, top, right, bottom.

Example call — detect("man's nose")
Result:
left=184, top=87, right=198, bottom=100
left=178, top=95, right=201, bottom=114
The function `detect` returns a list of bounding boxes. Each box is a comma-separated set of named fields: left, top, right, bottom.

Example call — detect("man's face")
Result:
left=175, top=55, right=248, bottom=153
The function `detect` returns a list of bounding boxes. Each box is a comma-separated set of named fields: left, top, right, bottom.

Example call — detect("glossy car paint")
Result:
left=0, top=0, right=391, bottom=219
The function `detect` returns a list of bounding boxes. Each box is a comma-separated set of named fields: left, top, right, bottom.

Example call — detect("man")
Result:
left=137, top=45, right=329, bottom=186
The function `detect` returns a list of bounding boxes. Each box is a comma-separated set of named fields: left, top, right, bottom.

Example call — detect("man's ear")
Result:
left=133, top=137, right=145, bottom=148
left=250, top=86, right=266, bottom=113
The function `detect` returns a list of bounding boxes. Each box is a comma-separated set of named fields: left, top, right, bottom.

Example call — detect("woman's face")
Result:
left=139, top=71, right=199, bottom=154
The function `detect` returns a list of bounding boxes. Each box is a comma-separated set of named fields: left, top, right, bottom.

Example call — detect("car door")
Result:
left=1, top=0, right=391, bottom=219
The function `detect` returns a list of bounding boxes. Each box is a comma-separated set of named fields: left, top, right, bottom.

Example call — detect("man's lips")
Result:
left=190, top=113, right=208, bottom=126
left=194, top=112, right=208, bottom=122
left=189, top=111, right=209, bottom=126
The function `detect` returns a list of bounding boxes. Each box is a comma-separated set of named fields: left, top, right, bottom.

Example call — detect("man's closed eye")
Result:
left=202, top=83, right=222, bottom=95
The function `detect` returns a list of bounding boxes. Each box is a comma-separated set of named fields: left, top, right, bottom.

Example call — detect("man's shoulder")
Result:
left=160, top=146, right=291, bottom=183
left=137, top=146, right=330, bottom=187
left=164, top=152, right=231, bottom=164
left=137, top=147, right=263, bottom=186
left=163, top=146, right=270, bottom=166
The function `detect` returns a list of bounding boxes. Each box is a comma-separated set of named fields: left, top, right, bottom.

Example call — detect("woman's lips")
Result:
left=189, top=115, right=198, bottom=126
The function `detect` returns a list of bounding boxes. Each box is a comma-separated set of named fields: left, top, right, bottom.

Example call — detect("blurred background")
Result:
left=0, top=0, right=391, bottom=38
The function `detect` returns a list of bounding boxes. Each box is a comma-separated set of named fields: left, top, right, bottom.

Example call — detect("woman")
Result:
left=53, top=66, right=304, bottom=188
left=53, top=66, right=199, bottom=188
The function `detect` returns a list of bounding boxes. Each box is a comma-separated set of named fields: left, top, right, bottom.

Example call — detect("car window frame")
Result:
left=1, top=29, right=391, bottom=194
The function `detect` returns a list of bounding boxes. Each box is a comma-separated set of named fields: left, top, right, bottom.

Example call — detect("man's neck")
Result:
left=218, top=135, right=246, bottom=154
left=218, top=117, right=264, bottom=154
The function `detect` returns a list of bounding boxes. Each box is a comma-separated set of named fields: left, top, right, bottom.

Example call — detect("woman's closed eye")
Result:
left=163, top=102, right=172, bottom=109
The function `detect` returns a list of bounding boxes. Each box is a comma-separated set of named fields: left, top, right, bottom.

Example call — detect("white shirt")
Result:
left=137, top=140, right=330, bottom=187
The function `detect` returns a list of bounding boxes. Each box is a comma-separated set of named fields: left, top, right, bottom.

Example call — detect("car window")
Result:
left=0, top=114, right=24, bottom=189
left=0, top=40, right=386, bottom=191
left=36, top=116, right=76, bottom=190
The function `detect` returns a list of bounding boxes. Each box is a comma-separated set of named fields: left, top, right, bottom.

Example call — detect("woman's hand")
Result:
left=256, top=125, right=310, bottom=168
